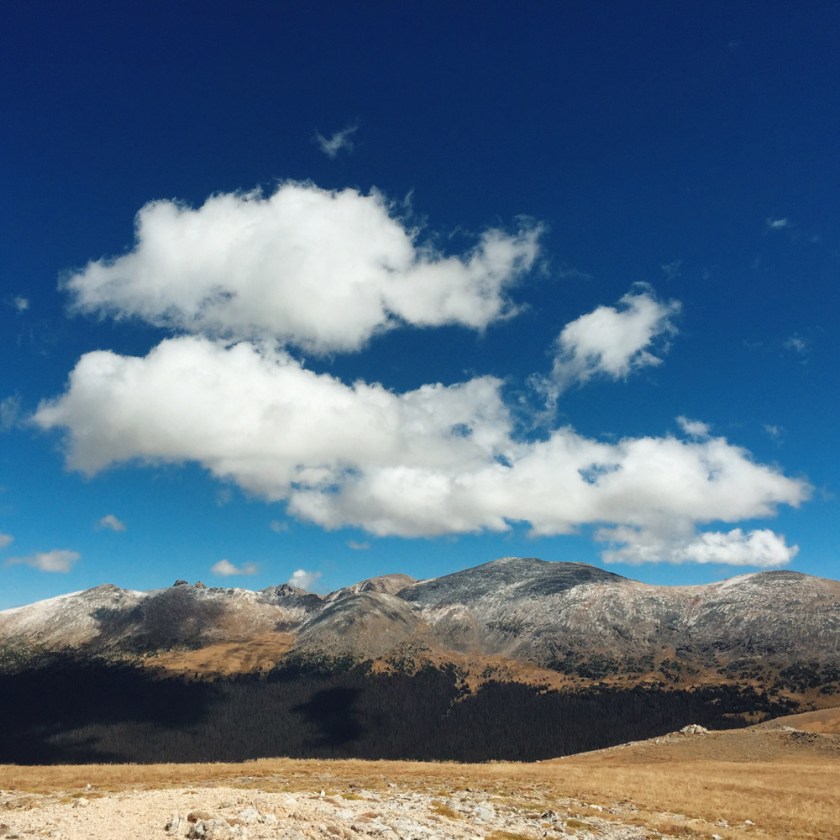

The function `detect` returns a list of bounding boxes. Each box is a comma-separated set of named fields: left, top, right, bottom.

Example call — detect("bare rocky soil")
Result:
left=1, top=783, right=672, bottom=840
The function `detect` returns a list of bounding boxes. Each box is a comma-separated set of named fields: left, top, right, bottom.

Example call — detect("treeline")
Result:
left=0, top=657, right=797, bottom=765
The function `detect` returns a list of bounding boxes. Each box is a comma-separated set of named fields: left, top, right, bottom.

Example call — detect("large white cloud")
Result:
left=596, top=525, right=798, bottom=567
left=545, top=288, right=680, bottom=395
left=35, top=336, right=808, bottom=565
left=43, top=181, right=810, bottom=569
left=63, top=183, right=541, bottom=353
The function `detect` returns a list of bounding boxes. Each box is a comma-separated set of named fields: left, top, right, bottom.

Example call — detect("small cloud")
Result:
left=0, top=532, right=13, bottom=549
left=211, top=558, right=259, bottom=577
left=766, top=217, right=790, bottom=230
left=269, top=519, right=289, bottom=533
left=660, top=260, right=682, bottom=281
left=12, top=296, right=29, bottom=312
left=676, top=416, right=710, bottom=439
left=539, top=286, right=681, bottom=404
left=314, top=123, right=358, bottom=159
left=7, top=549, right=80, bottom=573
left=288, top=568, right=322, bottom=590
left=216, top=486, right=234, bottom=507
left=348, top=540, right=370, bottom=551
left=784, top=334, right=808, bottom=356
left=0, top=395, right=22, bottom=432
left=764, top=424, right=784, bottom=442
left=97, top=513, right=126, bottom=532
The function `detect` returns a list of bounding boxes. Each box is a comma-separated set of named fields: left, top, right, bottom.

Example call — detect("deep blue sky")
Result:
left=2, top=1, right=838, bottom=608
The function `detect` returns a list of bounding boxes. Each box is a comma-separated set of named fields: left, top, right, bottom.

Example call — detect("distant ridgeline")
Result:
left=1, top=558, right=838, bottom=764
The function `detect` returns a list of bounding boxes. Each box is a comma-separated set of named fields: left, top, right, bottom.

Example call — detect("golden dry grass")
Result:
left=754, top=705, right=840, bottom=734
left=2, top=728, right=838, bottom=840
left=143, top=632, right=296, bottom=677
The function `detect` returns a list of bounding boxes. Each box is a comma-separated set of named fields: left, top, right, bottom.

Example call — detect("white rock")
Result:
left=235, top=805, right=262, bottom=823
left=473, top=803, right=495, bottom=821
left=165, top=814, right=190, bottom=836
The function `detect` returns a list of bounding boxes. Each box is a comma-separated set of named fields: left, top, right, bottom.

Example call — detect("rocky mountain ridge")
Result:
left=3, top=557, right=839, bottom=764
left=3, top=557, right=839, bottom=700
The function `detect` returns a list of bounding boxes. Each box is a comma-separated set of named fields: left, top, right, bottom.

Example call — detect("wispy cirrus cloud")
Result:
left=0, top=395, right=22, bottom=431
left=766, top=216, right=790, bottom=230
left=784, top=333, right=809, bottom=356
left=314, top=123, right=359, bottom=158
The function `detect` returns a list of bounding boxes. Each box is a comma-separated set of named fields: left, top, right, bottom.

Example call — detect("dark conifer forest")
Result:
left=0, top=658, right=796, bottom=764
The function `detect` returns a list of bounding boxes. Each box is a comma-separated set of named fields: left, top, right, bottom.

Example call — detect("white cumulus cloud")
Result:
left=542, top=287, right=680, bottom=398
left=97, top=513, right=126, bottom=532
left=39, top=181, right=811, bottom=568
left=7, top=549, right=80, bottom=573
left=0, top=533, right=13, bottom=549
left=211, top=558, right=259, bottom=577
left=63, top=183, right=541, bottom=354
left=597, top=525, right=797, bottom=568
left=288, top=568, right=322, bottom=590
left=34, top=336, right=809, bottom=550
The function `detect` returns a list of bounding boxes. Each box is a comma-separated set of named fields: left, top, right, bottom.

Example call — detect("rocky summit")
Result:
left=3, top=557, right=839, bottom=688
left=1, top=558, right=839, bottom=764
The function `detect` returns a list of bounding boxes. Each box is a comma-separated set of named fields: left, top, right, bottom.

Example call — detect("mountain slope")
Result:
left=2, top=558, right=839, bottom=764
left=2, top=558, right=839, bottom=697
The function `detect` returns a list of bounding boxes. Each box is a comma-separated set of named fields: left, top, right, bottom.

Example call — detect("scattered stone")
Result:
left=680, top=724, right=710, bottom=735
left=473, top=803, right=495, bottom=821
left=236, top=805, right=262, bottom=823
left=188, top=810, right=213, bottom=823
left=165, top=815, right=190, bottom=835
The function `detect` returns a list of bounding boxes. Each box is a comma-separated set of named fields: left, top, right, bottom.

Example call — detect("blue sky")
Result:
left=2, top=1, right=839, bottom=609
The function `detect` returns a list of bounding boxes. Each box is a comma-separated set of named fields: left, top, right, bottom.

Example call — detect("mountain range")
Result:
left=2, top=557, right=839, bottom=764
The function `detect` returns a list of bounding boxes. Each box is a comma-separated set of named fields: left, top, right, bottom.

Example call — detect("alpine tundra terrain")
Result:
left=2, top=718, right=839, bottom=840
left=1, top=558, right=839, bottom=764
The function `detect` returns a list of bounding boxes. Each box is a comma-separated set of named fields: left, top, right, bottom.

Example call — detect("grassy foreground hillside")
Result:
left=2, top=725, right=838, bottom=840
